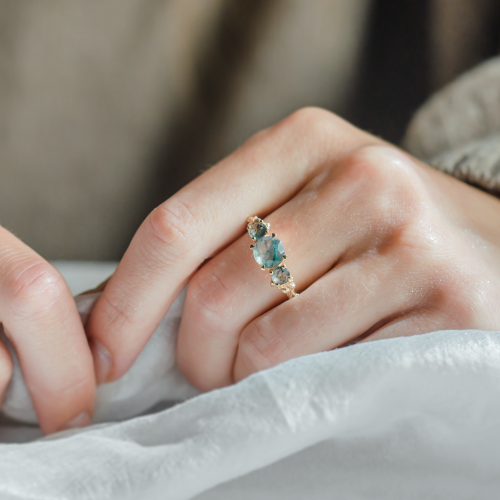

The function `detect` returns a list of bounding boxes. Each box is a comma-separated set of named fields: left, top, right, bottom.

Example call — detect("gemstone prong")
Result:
left=250, top=244, right=254, bottom=248
left=272, top=232, right=276, bottom=237
left=283, top=255, right=287, bottom=259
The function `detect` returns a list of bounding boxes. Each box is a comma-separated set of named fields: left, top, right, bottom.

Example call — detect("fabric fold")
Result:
left=0, top=329, right=499, bottom=499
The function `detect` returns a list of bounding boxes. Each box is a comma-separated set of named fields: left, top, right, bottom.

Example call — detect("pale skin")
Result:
left=2, top=107, right=500, bottom=433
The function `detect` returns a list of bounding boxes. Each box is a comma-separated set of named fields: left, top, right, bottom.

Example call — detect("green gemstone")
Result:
left=248, top=221, right=267, bottom=239
left=271, top=266, right=290, bottom=285
left=253, top=236, right=285, bottom=268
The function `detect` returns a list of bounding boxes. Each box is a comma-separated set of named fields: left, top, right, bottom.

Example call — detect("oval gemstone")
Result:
left=271, top=266, right=290, bottom=285
left=253, top=236, right=285, bottom=268
left=248, top=221, right=267, bottom=240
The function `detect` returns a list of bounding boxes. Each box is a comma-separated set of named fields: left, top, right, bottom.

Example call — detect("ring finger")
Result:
left=233, top=245, right=421, bottom=381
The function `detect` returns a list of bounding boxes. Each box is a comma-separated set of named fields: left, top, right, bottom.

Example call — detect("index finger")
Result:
left=0, top=228, right=95, bottom=434
left=86, top=108, right=379, bottom=384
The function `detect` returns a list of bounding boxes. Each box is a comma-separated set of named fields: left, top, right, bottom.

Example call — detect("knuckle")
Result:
left=4, top=260, right=65, bottom=320
left=341, top=144, right=415, bottom=187
left=284, top=106, right=336, bottom=129
left=339, top=145, right=426, bottom=226
left=340, top=145, right=406, bottom=188
left=238, top=317, right=286, bottom=374
left=268, top=107, right=339, bottom=151
left=97, top=290, right=140, bottom=331
left=427, top=260, right=489, bottom=326
left=144, top=198, right=202, bottom=261
left=186, top=265, right=238, bottom=321
left=425, top=276, right=477, bottom=328
left=387, top=217, right=435, bottom=257
left=280, top=107, right=338, bottom=141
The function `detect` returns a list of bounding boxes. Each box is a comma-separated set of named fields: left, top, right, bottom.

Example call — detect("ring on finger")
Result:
left=247, top=216, right=298, bottom=299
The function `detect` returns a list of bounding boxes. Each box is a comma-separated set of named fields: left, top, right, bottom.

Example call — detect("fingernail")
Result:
left=90, top=339, right=112, bottom=384
left=63, top=411, right=91, bottom=430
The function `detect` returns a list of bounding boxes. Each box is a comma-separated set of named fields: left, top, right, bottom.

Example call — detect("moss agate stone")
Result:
left=248, top=221, right=267, bottom=239
left=253, top=236, right=285, bottom=268
left=271, top=266, right=290, bottom=285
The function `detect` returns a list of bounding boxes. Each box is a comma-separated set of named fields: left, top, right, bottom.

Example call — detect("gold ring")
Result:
left=247, top=216, right=298, bottom=299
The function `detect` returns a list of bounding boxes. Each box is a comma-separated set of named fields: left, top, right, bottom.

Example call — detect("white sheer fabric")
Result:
left=0, top=264, right=499, bottom=499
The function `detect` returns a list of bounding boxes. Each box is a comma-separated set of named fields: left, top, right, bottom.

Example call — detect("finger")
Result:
left=176, top=144, right=413, bottom=389
left=0, top=339, right=13, bottom=406
left=233, top=242, right=425, bottom=381
left=0, top=227, right=95, bottom=434
left=87, top=108, right=382, bottom=383
left=360, top=301, right=474, bottom=343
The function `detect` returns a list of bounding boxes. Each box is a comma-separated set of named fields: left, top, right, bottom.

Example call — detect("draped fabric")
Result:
left=0, top=268, right=499, bottom=500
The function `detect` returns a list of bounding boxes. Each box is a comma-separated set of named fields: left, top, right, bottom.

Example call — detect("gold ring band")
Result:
left=247, top=216, right=298, bottom=299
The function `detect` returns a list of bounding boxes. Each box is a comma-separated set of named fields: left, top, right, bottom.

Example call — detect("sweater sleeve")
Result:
left=403, top=56, right=500, bottom=195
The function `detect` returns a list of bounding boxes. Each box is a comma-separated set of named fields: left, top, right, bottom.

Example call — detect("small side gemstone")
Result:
left=271, top=266, right=290, bottom=285
left=253, top=236, right=285, bottom=268
left=248, top=221, right=267, bottom=239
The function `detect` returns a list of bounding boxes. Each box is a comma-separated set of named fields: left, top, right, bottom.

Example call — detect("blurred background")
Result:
left=1, top=0, right=499, bottom=261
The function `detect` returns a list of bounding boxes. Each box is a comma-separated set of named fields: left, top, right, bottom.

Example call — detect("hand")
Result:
left=86, top=107, right=500, bottom=390
left=0, top=232, right=95, bottom=433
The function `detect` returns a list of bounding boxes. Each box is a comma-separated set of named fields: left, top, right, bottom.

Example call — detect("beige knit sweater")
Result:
left=405, top=57, right=500, bottom=195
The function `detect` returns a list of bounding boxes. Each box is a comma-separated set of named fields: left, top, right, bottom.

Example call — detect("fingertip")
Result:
left=39, top=397, right=95, bottom=435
